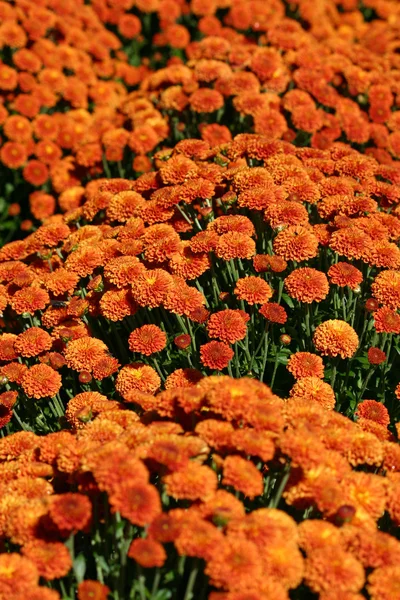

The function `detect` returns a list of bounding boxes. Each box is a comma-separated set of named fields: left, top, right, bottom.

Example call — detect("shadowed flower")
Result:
left=373, top=307, right=400, bottom=334
left=128, top=538, right=166, bottom=568
left=200, top=341, right=234, bottom=370
left=259, top=303, right=287, bottom=324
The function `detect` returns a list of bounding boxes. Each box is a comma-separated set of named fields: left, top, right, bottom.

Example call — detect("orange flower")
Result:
left=0, top=333, right=18, bottom=361
left=259, top=303, right=287, bottom=324
left=128, top=538, right=166, bottom=568
left=164, top=462, right=218, bottom=501
left=373, top=307, right=400, bottom=334
left=234, top=276, right=273, bottom=305
left=273, top=225, right=319, bottom=262
left=287, top=352, right=325, bottom=379
left=313, top=320, right=359, bottom=359
left=371, top=270, right=400, bottom=309
left=328, top=262, right=363, bottom=290
left=64, top=337, right=109, bottom=373
left=174, top=334, right=191, bottom=349
left=78, top=581, right=110, bottom=600
left=0, top=554, right=38, bottom=596
left=200, top=341, right=234, bottom=370
left=355, top=400, right=390, bottom=427
left=128, top=325, right=167, bottom=356
left=207, top=309, right=247, bottom=344
left=0, top=141, right=27, bottom=168
left=22, top=364, right=62, bottom=399
left=100, top=289, right=137, bottom=322
left=14, top=327, right=52, bottom=358
left=190, top=88, right=224, bottom=113
left=116, top=363, right=161, bottom=396
left=367, top=566, right=400, bottom=600
left=305, top=548, right=364, bottom=594
left=285, top=268, right=329, bottom=303
left=205, top=536, right=263, bottom=591
left=165, top=368, right=203, bottom=389
left=367, top=347, right=386, bottom=365
left=23, top=160, right=49, bottom=186
left=49, top=493, right=92, bottom=534
left=222, top=455, right=263, bottom=499
left=164, top=277, right=205, bottom=316
left=0, top=65, right=17, bottom=90
left=131, top=269, right=173, bottom=308
left=109, top=482, right=161, bottom=526
left=215, top=232, right=256, bottom=261
left=290, top=377, right=336, bottom=410
left=22, top=541, right=72, bottom=580
left=118, top=14, right=141, bottom=38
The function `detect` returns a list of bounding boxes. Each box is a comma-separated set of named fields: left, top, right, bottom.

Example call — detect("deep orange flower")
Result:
left=78, top=581, right=110, bottom=600
left=65, top=337, right=109, bottom=373
left=118, top=14, right=141, bottom=38
left=290, top=377, right=336, bottom=410
left=131, top=269, right=173, bottom=308
left=0, top=554, right=38, bottom=596
left=164, top=277, right=205, bottom=316
left=234, top=276, right=273, bottom=305
left=0, top=141, right=27, bottom=168
left=215, top=232, right=256, bottom=261
left=313, top=320, right=359, bottom=358
left=189, top=88, right=224, bottom=113
left=259, top=303, right=287, bottom=324
left=109, top=482, right=161, bottom=526
left=222, top=455, right=263, bottom=499
left=328, top=262, right=363, bottom=290
left=207, top=309, right=247, bottom=344
left=372, top=270, right=400, bottom=309
left=128, top=538, right=166, bottom=568
left=49, top=493, right=92, bottom=534
left=200, top=341, right=234, bottom=370
left=273, top=225, right=319, bottom=262
left=128, top=325, right=167, bottom=356
left=0, top=333, right=18, bottom=361
left=305, top=548, right=364, bottom=594
left=14, top=327, right=52, bottom=358
left=367, top=566, right=400, bottom=600
left=116, top=363, right=161, bottom=397
left=164, top=462, right=218, bottom=501
left=165, top=368, right=203, bottom=389
left=22, top=541, right=72, bottom=580
left=285, top=268, right=329, bottom=303
left=174, top=334, right=191, bottom=349
left=355, top=400, right=390, bottom=427
left=205, top=536, right=263, bottom=591
left=23, top=160, right=49, bottom=186
left=373, top=307, right=400, bottom=334
left=100, top=289, right=137, bottom=322
left=287, top=352, right=325, bottom=379
left=367, top=347, right=386, bottom=365
left=22, top=364, right=62, bottom=399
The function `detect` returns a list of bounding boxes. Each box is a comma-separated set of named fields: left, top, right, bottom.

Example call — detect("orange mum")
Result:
left=207, top=309, right=247, bottom=344
left=22, top=364, right=62, bottom=399
left=355, top=400, right=390, bottom=427
left=285, top=268, right=329, bottom=303
left=328, top=262, right=363, bottom=290
left=49, top=493, right=92, bottom=534
left=64, top=337, right=109, bottom=373
left=371, top=270, right=400, bottom=309
left=14, top=327, right=52, bottom=358
left=313, top=320, right=359, bottom=359
left=128, top=325, right=167, bottom=356
left=287, top=352, right=325, bottom=379
left=78, top=581, right=110, bottom=600
left=373, top=307, right=400, bottom=334
left=273, top=225, right=319, bottom=262
left=200, top=341, right=234, bottom=370
left=116, top=363, right=161, bottom=396
left=128, top=538, right=166, bottom=568
left=234, top=276, right=273, bottom=305
left=215, top=232, right=256, bottom=261
left=259, top=303, right=287, bottom=324
left=289, top=377, right=336, bottom=410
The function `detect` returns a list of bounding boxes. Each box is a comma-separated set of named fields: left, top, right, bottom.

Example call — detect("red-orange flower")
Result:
left=355, top=400, right=390, bottom=427
left=373, top=307, right=400, bottom=334
left=273, top=226, right=319, bottom=262
left=287, top=352, right=325, bottom=379
left=372, top=270, right=400, bottom=309
left=367, top=347, right=386, bottom=365
left=328, top=262, right=363, bottom=290
left=128, top=325, right=167, bottom=356
left=234, top=276, right=273, bottom=305
left=78, top=580, right=110, bottom=600
left=116, top=363, right=161, bottom=396
left=200, top=341, right=234, bottom=370
left=14, top=327, right=52, bottom=358
left=259, top=303, right=287, bottom=324
left=285, top=268, right=329, bottom=303
left=49, top=493, right=92, bottom=534
left=207, top=309, right=247, bottom=344
left=128, top=538, right=166, bottom=568
left=22, top=364, right=62, bottom=399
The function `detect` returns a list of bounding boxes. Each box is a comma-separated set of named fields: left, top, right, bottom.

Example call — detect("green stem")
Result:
left=183, top=562, right=199, bottom=600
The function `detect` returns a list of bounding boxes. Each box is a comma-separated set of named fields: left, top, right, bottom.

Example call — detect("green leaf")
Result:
left=281, top=293, right=294, bottom=309
left=73, top=553, right=86, bottom=583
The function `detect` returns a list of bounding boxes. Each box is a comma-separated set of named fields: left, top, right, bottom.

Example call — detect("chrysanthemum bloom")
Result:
left=290, top=377, right=336, bottom=410
left=355, top=400, right=390, bottom=427
left=65, top=337, right=109, bottom=373
left=128, top=538, right=166, bottom=568
left=109, top=482, right=161, bottom=526
left=200, top=341, right=234, bottom=370
left=259, top=302, right=287, bottom=324
left=313, top=320, right=359, bottom=359
left=205, top=537, right=264, bottom=591
left=273, top=225, right=319, bottom=262
left=0, top=553, right=39, bottom=596
left=174, top=334, right=191, bottom=349
left=77, top=580, right=110, bottom=600
left=49, top=493, right=92, bottom=534
left=21, top=541, right=72, bottom=580
left=0, top=333, right=18, bottom=361
left=0, top=390, right=17, bottom=409
left=0, top=362, right=28, bottom=384
left=164, top=278, right=205, bottom=316
left=328, top=262, right=363, bottom=290
left=22, top=364, right=62, bottom=399
left=222, top=455, right=263, bottom=499
left=116, top=364, right=161, bottom=396
left=14, top=327, right=52, bottom=358
left=164, top=462, right=218, bottom=501
left=373, top=307, right=400, bottom=334
left=189, top=88, right=224, bottom=113
left=207, top=309, right=247, bottom=344
left=305, top=548, right=365, bottom=594
left=44, top=269, right=79, bottom=296
left=367, top=565, right=400, bottom=600
left=100, top=289, right=137, bottom=322
left=92, top=356, right=120, bottom=381
left=165, top=368, right=203, bottom=389
left=287, top=352, right=325, bottom=379
left=367, top=347, right=386, bottom=365
left=215, top=232, right=256, bottom=261
left=10, top=287, right=50, bottom=314
left=234, top=276, right=273, bottom=305
left=131, top=269, right=173, bottom=308
left=128, top=325, right=167, bottom=356
left=253, top=254, right=287, bottom=273
left=285, top=268, right=329, bottom=304
left=372, top=270, right=400, bottom=309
